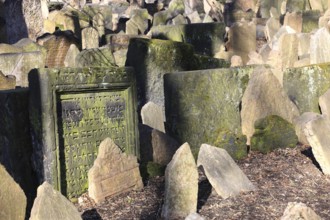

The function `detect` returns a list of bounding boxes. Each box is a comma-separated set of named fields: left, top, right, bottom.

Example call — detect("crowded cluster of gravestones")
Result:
left=2, top=0, right=330, bottom=219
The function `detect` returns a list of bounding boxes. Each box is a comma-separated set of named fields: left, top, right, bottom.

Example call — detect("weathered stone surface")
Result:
left=319, top=9, right=330, bottom=28
left=197, top=144, right=255, bottom=198
left=141, top=101, right=165, bottom=133
left=319, top=88, right=330, bottom=118
left=42, top=34, right=78, bottom=68
left=0, top=52, right=44, bottom=87
left=82, top=27, right=99, bottom=49
left=294, top=57, right=310, bottom=67
left=185, top=213, right=205, bottom=220
left=286, top=0, right=306, bottom=12
left=0, top=165, right=27, bottom=220
left=297, top=33, right=311, bottom=57
left=75, top=47, right=116, bottom=67
left=310, top=27, right=330, bottom=64
left=304, top=115, right=330, bottom=175
left=302, top=10, right=320, bottom=33
left=284, top=11, right=302, bottom=33
left=29, top=182, right=82, bottom=220
left=259, top=0, right=285, bottom=18
left=165, top=66, right=254, bottom=156
left=113, top=49, right=127, bottom=67
left=148, top=22, right=226, bottom=56
left=64, top=44, right=80, bottom=67
left=251, top=115, right=298, bottom=153
left=161, top=143, right=198, bottom=220
left=46, top=9, right=79, bottom=35
left=105, top=34, right=150, bottom=52
left=227, top=20, right=256, bottom=64
left=0, top=89, right=38, bottom=213
left=29, top=67, right=139, bottom=199
left=265, top=17, right=281, bottom=41
left=88, top=138, right=143, bottom=203
left=230, top=55, right=243, bottom=67
left=241, top=66, right=299, bottom=144
left=309, top=0, right=328, bottom=12
left=294, top=112, right=319, bottom=145
left=125, top=9, right=150, bottom=35
left=281, top=202, right=322, bottom=220
left=0, top=71, right=15, bottom=90
left=283, top=64, right=330, bottom=114
left=234, top=0, right=256, bottom=12
left=4, top=0, right=43, bottom=43
left=213, top=130, right=247, bottom=160
left=0, top=44, right=23, bottom=54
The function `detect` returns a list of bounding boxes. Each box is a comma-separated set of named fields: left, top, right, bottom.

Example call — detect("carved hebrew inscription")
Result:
left=57, top=90, right=128, bottom=198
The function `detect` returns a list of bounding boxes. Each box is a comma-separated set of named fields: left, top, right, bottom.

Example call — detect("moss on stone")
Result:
left=214, top=130, right=247, bottom=160
left=250, top=115, right=298, bottom=154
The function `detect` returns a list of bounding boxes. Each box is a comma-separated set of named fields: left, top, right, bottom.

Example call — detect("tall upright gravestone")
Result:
left=29, top=67, right=139, bottom=200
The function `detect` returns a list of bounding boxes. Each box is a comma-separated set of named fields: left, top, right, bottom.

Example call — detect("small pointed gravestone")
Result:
left=88, top=138, right=143, bottom=204
left=197, top=144, right=255, bottom=199
left=161, top=143, right=198, bottom=220
left=304, top=115, right=330, bottom=175
left=281, top=202, right=322, bottom=220
left=29, top=182, right=82, bottom=220
left=0, top=165, right=26, bottom=220
left=141, top=101, right=165, bottom=133
left=81, top=27, right=99, bottom=49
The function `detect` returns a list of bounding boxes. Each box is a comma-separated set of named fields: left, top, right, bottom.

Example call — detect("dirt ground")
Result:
left=76, top=144, right=330, bottom=220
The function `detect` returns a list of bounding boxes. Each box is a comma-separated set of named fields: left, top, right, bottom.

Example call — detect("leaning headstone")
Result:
left=265, top=17, right=281, bottom=41
left=283, top=64, right=330, bottom=114
left=304, top=115, right=330, bottom=175
left=29, top=67, right=139, bottom=199
left=297, top=33, right=311, bottom=57
left=29, top=182, right=82, bottom=220
left=165, top=66, right=254, bottom=156
left=294, top=112, right=319, bottom=145
left=241, top=66, right=299, bottom=144
left=64, top=44, right=80, bottom=67
left=281, top=202, right=322, bottom=220
left=197, top=144, right=255, bottom=198
left=81, top=27, right=99, bottom=49
left=250, top=115, right=298, bottom=153
left=141, top=101, right=165, bottom=133
left=0, top=165, right=27, bottom=220
left=88, top=138, right=143, bottom=203
left=0, top=71, right=15, bottom=90
left=161, top=143, right=198, bottom=220
left=75, top=47, right=116, bottom=67
left=319, top=89, right=330, bottom=117
left=310, top=27, right=330, bottom=64
left=318, top=9, right=330, bottom=28
left=226, top=19, right=256, bottom=64
left=286, top=0, right=306, bottom=12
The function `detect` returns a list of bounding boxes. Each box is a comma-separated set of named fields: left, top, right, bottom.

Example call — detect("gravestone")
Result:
left=81, top=27, right=99, bottom=49
left=29, top=67, right=139, bottom=200
left=0, top=71, right=15, bottom=90
left=310, top=27, right=330, bottom=64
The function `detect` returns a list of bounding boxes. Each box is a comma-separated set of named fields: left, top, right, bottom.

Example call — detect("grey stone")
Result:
left=29, top=67, right=139, bottom=199
left=88, top=138, right=143, bottom=203
left=148, top=22, right=226, bottom=56
left=185, top=213, right=205, bottom=220
left=0, top=165, right=27, bottom=220
left=297, top=33, right=311, bottom=57
left=0, top=44, right=23, bottom=54
left=283, top=11, right=303, bottom=33
left=251, top=115, right=298, bottom=153
left=310, top=27, right=330, bottom=64
left=227, top=20, right=256, bottom=64
left=281, top=202, right=322, bottom=220
left=319, top=9, right=330, bottom=28
left=265, top=17, right=281, bottom=41
left=141, top=101, right=165, bottom=133
left=75, top=46, right=116, bottom=67
left=187, top=11, right=202, bottom=23
left=286, top=0, right=306, bottom=12
left=197, top=144, right=255, bottom=198
left=172, top=14, right=187, bottom=25
left=0, top=52, right=45, bottom=87
left=113, top=49, right=128, bottom=67
left=29, top=182, right=82, bottom=220
left=93, top=13, right=105, bottom=39
left=125, top=9, right=150, bottom=35
left=105, top=33, right=150, bottom=52
left=309, top=0, right=328, bottom=12
left=230, top=55, right=243, bottom=67
left=0, top=71, right=15, bottom=90
left=161, top=143, right=198, bottom=220
left=283, top=64, right=330, bottom=114
left=64, top=44, right=80, bottom=67
left=294, top=112, right=319, bottom=145
left=304, top=115, right=330, bottom=175
left=165, top=66, right=255, bottom=157
left=294, top=57, right=310, bottom=67
left=302, top=10, right=320, bottom=33
left=82, top=27, right=99, bottom=49
left=241, top=66, right=299, bottom=144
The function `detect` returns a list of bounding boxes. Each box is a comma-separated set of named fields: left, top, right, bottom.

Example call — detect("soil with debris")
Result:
left=76, top=144, right=330, bottom=220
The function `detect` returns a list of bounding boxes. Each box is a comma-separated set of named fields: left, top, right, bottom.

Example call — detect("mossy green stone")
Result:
left=214, top=130, right=247, bottom=160
left=286, top=0, right=306, bottom=12
left=283, top=64, right=330, bottom=114
left=302, top=10, right=320, bottom=33
left=251, top=115, right=298, bottom=153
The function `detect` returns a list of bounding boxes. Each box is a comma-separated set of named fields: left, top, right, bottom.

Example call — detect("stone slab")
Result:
left=28, top=67, right=139, bottom=199
left=141, top=101, right=165, bottom=133
left=281, top=202, right=322, bottom=220
left=197, top=144, right=255, bottom=198
left=88, top=138, right=143, bottom=203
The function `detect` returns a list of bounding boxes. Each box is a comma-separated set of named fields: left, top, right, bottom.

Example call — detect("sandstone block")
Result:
left=281, top=202, right=322, bottom=220
left=141, top=101, right=165, bottom=133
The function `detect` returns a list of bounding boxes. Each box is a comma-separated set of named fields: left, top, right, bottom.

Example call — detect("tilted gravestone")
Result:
left=29, top=67, right=139, bottom=200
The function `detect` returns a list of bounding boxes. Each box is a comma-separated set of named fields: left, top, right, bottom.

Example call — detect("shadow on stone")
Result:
left=81, top=209, right=102, bottom=220
left=197, top=167, right=212, bottom=212
left=301, top=147, right=323, bottom=172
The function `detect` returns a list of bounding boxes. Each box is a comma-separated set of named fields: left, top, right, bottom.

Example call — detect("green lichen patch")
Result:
left=251, top=115, right=298, bottom=154
left=214, top=130, right=247, bottom=160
